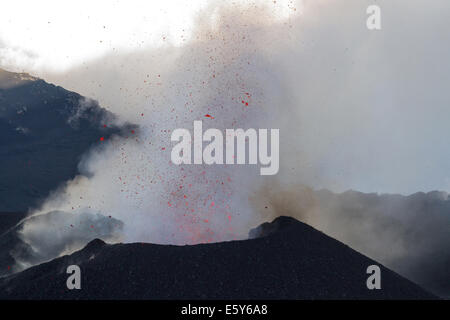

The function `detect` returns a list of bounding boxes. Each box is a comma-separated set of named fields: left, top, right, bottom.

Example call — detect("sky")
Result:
left=0, top=0, right=296, bottom=71
left=1, top=0, right=450, bottom=196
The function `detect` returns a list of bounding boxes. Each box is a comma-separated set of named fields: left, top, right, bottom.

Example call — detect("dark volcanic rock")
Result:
left=0, top=216, right=437, bottom=300
left=0, top=212, right=28, bottom=277
left=249, top=216, right=299, bottom=238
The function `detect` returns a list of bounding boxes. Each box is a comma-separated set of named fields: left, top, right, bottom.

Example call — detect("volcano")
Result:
left=0, top=216, right=436, bottom=300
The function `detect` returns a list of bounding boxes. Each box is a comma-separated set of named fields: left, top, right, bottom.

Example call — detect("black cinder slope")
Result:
left=0, top=216, right=437, bottom=299
left=0, top=212, right=26, bottom=235
left=0, top=212, right=27, bottom=277
left=0, top=68, right=130, bottom=212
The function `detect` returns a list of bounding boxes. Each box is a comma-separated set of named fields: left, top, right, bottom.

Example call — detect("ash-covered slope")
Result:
left=0, top=212, right=27, bottom=278
left=0, top=68, right=128, bottom=212
left=0, top=216, right=436, bottom=300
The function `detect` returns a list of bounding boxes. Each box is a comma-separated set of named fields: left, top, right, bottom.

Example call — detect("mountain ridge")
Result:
left=0, top=67, right=132, bottom=212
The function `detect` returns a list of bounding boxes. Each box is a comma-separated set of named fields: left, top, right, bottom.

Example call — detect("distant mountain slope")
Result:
left=0, top=216, right=436, bottom=300
left=0, top=68, right=128, bottom=212
left=0, top=212, right=26, bottom=235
